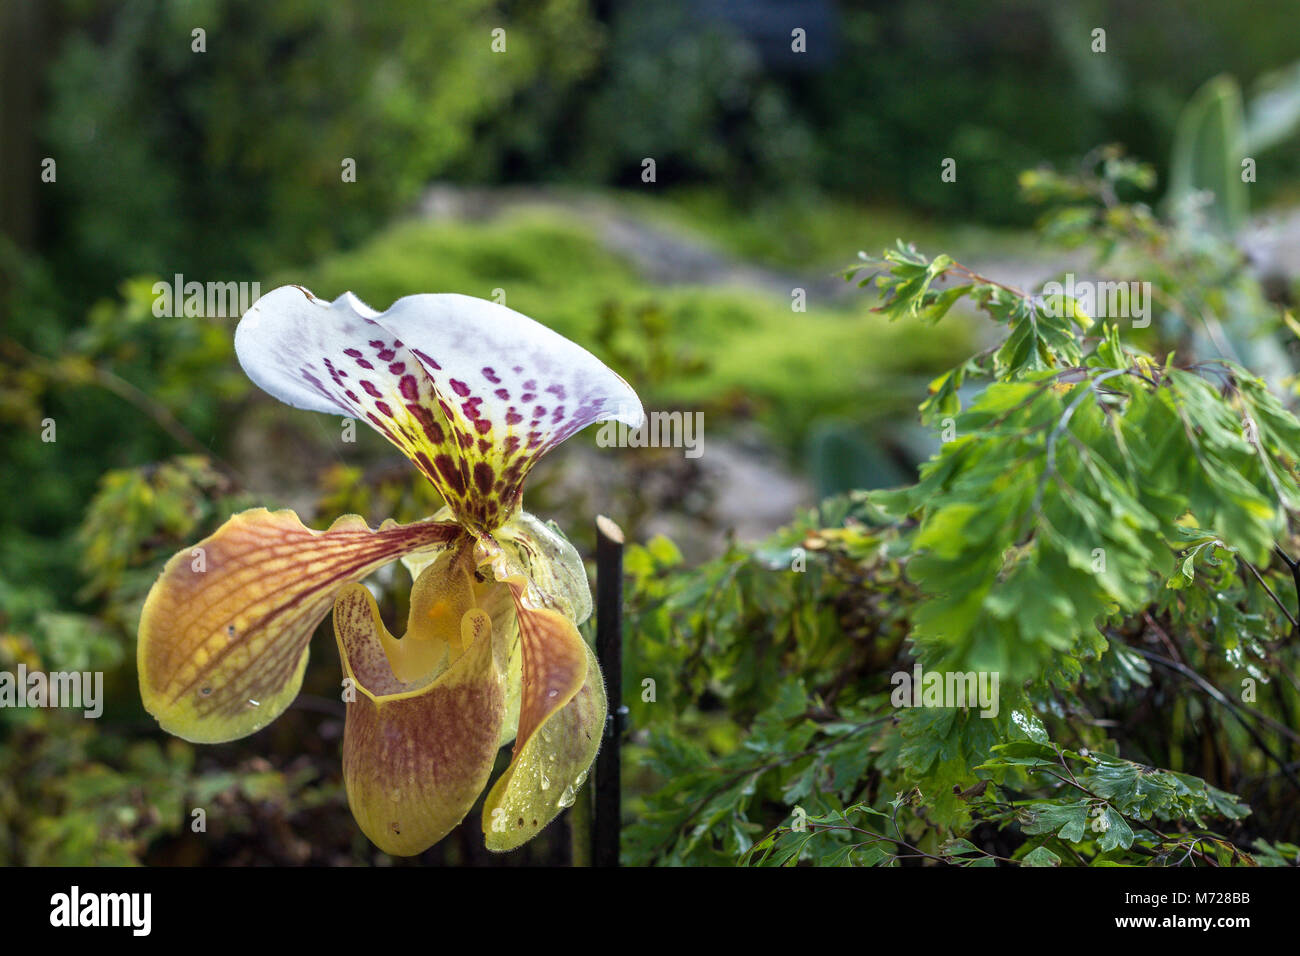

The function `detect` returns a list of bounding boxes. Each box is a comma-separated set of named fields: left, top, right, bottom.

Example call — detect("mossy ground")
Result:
left=285, top=198, right=983, bottom=453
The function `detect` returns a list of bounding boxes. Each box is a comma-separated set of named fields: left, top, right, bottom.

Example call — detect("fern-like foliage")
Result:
left=622, top=152, right=1300, bottom=867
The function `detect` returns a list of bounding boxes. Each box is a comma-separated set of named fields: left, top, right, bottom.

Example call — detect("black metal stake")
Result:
left=593, top=514, right=626, bottom=867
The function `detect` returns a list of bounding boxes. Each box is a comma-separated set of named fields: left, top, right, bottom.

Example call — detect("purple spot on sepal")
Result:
left=366, top=412, right=394, bottom=438
left=450, top=379, right=471, bottom=397
left=399, top=376, right=420, bottom=400
left=300, top=366, right=327, bottom=395
left=360, top=380, right=383, bottom=398
left=482, top=367, right=501, bottom=384
left=388, top=362, right=406, bottom=375
left=546, top=384, right=567, bottom=400
left=407, top=404, right=444, bottom=444
left=494, top=388, right=510, bottom=400
left=434, top=455, right=466, bottom=495
left=412, top=348, right=441, bottom=370
left=344, top=348, right=363, bottom=358
left=356, top=359, right=374, bottom=370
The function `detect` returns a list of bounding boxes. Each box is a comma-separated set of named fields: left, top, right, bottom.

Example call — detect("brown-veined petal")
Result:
left=137, top=507, right=462, bottom=744
left=334, top=578, right=510, bottom=856
left=471, top=524, right=607, bottom=850
left=475, top=532, right=606, bottom=850
left=482, top=614, right=606, bottom=853
left=235, top=287, right=644, bottom=532
left=479, top=509, right=596, bottom=753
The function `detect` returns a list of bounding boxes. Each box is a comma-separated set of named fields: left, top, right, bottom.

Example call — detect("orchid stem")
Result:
left=592, top=514, right=626, bottom=867
left=569, top=778, right=593, bottom=867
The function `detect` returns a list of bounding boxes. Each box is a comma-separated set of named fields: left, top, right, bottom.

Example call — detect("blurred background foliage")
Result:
left=2, top=0, right=1300, bottom=864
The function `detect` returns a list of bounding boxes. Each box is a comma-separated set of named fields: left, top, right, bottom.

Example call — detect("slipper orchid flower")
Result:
left=136, top=286, right=643, bottom=855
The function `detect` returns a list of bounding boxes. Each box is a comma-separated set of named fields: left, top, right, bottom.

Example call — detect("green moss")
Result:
left=287, top=209, right=974, bottom=451
left=620, top=187, right=1038, bottom=271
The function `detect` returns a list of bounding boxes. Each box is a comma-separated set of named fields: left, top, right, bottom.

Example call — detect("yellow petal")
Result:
left=334, top=582, right=507, bottom=856
left=481, top=600, right=606, bottom=852
left=137, top=507, right=461, bottom=744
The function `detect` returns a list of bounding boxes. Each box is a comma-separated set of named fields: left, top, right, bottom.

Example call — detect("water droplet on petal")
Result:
left=574, top=769, right=589, bottom=787
left=539, top=772, right=551, bottom=791
left=557, top=785, right=576, bottom=809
